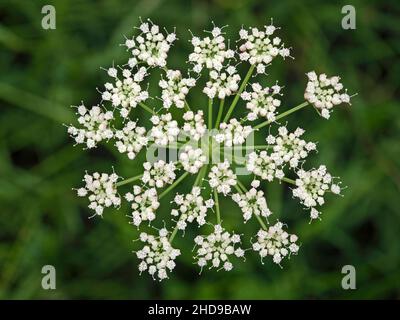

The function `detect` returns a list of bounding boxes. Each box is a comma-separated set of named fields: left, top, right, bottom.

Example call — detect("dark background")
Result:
left=0, top=0, right=399, bottom=299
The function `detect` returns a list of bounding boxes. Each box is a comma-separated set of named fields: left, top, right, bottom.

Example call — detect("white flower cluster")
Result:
left=68, top=104, right=113, bottom=149
left=232, top=180, right=272, bottom=222
left=159, top=69, right=196, bottom=109
left=203, top=66, right=240, bottom=99
left=215, top=119, right=252, bottom=147
left=179, top=146, right=207, bottom=174
left=247, top=151, right=283, bottom=181
left=238, top=24, right=290, bottom=74
left=189, top=27, right=234, bottom=73
left=171, top=187, right=214, bottom=230
left=304, top=71, right=351, bottom=119
left=208, top=160, right=237, bottom=195
left=102, top=67, right=148, bottom=118
left=182, top=110, right=207, bottom=141
left=114, top=121, right=148, bottom=160
left=150, top=113, right=180, bottom=146
left=241, top=82, right=282, bottom=121
left=76, top=172, right=120, bottom=216
left=292, top=165, right=341, bottom=220
left=125, top=20, right=176, bottom=68
left=136, top=229, right=181, bottom=281
left=125, top=186, right=159, bottom=227
left=194, top=224, right=244, bottom=272
left=267, top=126, right=316, bottom=168
left=252, top=222, right=299, bottom=265
left=142, top=160, right=176, bottom=188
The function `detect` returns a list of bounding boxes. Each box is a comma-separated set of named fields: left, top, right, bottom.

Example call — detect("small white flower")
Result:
left=136, top=229, right=180, bottom=281
left=126, top=186, right=159, bottom=226
left=179, top=146, right=207, bottom=174
left=194, top=224, right=244, bottom=272
left=114, top=121, right=148, bottom=160
left=208, top=160, right=237, bottom=195
left=247, top=151, right=279, bottom=181
left=68, top=104, right=114, bottom=149
left=252, top=222, right=299, bottom=264
left=142, top=160, right=176, bottom=188
left=182, top=110, right=207, bottom=141
left=149, top=113, right=180, bottom=146
left=304, top=71, right=351, bottom=119
left=77, top=171, right=120, bottom=216
left=215, top=119, right=252, bottom=147
left=203, top=65, right=241, bottom=99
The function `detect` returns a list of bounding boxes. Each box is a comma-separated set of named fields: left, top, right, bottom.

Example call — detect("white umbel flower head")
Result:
left=125, top=20, right=176, bottom=68
left=232, top=180, right=272, bottom=222
left=215, top=118, right=252, bottom=147
left=102, top=67, right=148, bottom=118
left=68, top=104, right=114, bottom=149
left=267, top=126, right=316, bottom=168
left=149, top=113, right=180, bottom=146
left=247, top=151, right=282, bottom=181
left=194, top=224, right=244, bottom=272
left=179, top=146, right=207, bottom=174
left=304, top=71, right=351, bottom=119
left=203, top=65, right=241, bottom=99
left=292, top=165, right=342, bottom=220
left=208, top=160, right=237, bottom=195
left=142, top=160, right=176, bottom=188
left=189, top=26, right=234, bottom=73
left=125, top=186, right=159, bottom=227
left=76, top=171, right=121, bottom=216
left=241, top=82, right=282, bottom=121
left=159, top=69, right=196, bottom=109
left=238, top=23, right=290, bottom=73
left=182, top=110, right=207, bottom=141
left=136, top=229, right=181, bottom=281
left=171, top=187, right=214, bottom=230
left=252, top=222, right=299, bottom=265
left=114, top=121, right=148, bottom=160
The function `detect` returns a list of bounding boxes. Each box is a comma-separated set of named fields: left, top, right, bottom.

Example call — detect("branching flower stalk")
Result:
left=68, top=19, right=353, bottom=281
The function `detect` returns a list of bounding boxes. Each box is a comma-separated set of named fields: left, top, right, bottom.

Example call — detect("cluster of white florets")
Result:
left=125, top=20, right=176, bottom=68
left=215, top=119, right=252, bottom=147
left=68, top=104, right=114, bottom=149
left=179, top=146, right=207, bottom=174
left=149, top=113, right=180, bottom=146
left=252, top=222, right=299, bottom=265
left=304, top=71, right=351, bottom=119
left=114, top=121, right=148, bottom=160
left=182, top=110, right=207, bottom=141
left=203, top=66, right=241, bottom=99
left=159, top=69, right=196, bottom=109
left=136, top=229, right=181, bottom=281
left=292, top=165, right=341, bottom=220
left=241, top=82, right=282, bottom=121
left=76, top=172, right=121, bottom=216
left=125, top=186, right=159, bottom=227
left=208, top=160, right=237, bottom=195
left=70, top=20, right=352, bottom=281
left=171, top=187, right=214, bottom=230
left=238, top=24, right=290, bottom=74
left=102, top=67, right=148, bottom=118
left=142, top=160, right=176, bottom=188
left=194, top=225, right=244, bottom=272
left=189, top=27, right=234, bottom=73
left=232, top=180, right=272, bottom=222
left=267, top=126, right=316, bottom=168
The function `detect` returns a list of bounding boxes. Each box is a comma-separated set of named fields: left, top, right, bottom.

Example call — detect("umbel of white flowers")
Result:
left=69, top=19, right=352, bottom=281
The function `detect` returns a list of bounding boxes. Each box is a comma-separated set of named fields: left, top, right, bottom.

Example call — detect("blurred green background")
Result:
left=0, top=0, right=399, bottom=299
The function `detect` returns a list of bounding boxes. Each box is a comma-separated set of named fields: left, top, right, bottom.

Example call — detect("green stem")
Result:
left=184, top=100, right=191, bottom=112
left=213, top=189, right=221, bottom=224
left=159, top=171, right=190, bottom=199
left=222, top=145, right=272, bottom=150
left=115, top=174, right=143, bottom=187
left=223, top=64, right=255, bottom=123
left=138, top=102, right=156, bottom=115
left=215, top=99, right=225, bottom=128
left=208, top=98, right=213, bottom=129
left=281, top=176, right=296, bottom=185
left=237, top=179, right=247, bottom=192
left=254, top=101, right=309, bottom=130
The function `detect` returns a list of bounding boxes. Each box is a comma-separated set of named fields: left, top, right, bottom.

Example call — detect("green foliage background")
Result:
left=0, top=0, right=399, bottom=299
